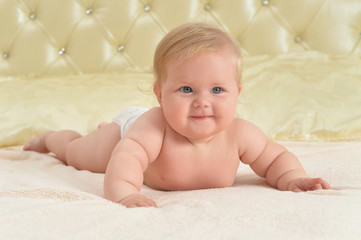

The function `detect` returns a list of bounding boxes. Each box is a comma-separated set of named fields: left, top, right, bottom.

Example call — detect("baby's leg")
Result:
left=24, top=123, right=121, bottom=173
left=23, top=130, right=80, bottom=159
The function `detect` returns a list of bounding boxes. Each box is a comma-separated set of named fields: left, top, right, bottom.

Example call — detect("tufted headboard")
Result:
left=1, top=0, right=361, bottom=76
left=0, top=0, right=361, bottom=147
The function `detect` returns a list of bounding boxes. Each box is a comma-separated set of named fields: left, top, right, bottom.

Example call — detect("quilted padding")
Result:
left=1, top=0, right=361, bottom=76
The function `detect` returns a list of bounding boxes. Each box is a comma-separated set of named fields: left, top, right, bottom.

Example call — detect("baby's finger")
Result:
left=292, top=187, right=302, bottom=193
left=310, top=178, right=331, bottom=190
left=307, top=178, right=323, bottom=189
left=133, top=197, right=158, bottom=208
left=311, top=177, right=323, bottom=185
left=321, top=181, right=331, bottom=190
left=145, top=198, right=158, bottom=208
left=127, top=200, right=150, bottom=208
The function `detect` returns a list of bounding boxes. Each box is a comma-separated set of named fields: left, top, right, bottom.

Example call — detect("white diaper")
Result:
left=112, top=106, right=149, bottom=137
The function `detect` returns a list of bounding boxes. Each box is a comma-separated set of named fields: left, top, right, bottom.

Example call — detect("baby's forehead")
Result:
left=166, top=47, right=235, bottom=66
left=164, top=55, right=238, bottom=84
left=159, top=46, right=241, bottom=86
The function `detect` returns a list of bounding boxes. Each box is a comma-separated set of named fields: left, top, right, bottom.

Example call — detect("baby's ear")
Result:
left=153, top=84, right=162, bottom=104
left=238, top=86, right=242, bottom=95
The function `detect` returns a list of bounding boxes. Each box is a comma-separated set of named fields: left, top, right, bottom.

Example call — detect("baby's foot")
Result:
left=23, top=131, right=53, bottom=153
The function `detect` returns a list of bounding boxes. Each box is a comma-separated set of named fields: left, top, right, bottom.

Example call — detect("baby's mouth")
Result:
left=191, top=115, right=212, bottom=120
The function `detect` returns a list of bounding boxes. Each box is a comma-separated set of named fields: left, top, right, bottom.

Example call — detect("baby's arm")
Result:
left=104, top=108, right=164, bottom=207
left=238, top=120, right=330, bottom=191
left=104, top=137, right=157, bottom=207
left=258, top=143, right=329, bottom=191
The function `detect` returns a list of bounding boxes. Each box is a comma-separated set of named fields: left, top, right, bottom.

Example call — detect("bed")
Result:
left=1, top=0, right=361, bottom=239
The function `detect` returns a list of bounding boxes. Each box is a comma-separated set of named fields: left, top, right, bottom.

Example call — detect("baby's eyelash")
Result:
left=212, top=87, right=223, bottom=94
left=180, top=86, right=193, bottom=93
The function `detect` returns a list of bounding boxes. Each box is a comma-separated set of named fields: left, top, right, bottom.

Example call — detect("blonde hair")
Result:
left=153, top=23, right=242, bottom=88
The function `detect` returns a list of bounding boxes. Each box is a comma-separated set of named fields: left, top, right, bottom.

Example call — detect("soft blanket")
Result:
left=1, top=142, right=361, bottom=240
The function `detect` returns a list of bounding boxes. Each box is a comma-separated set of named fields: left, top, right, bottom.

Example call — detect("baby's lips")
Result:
left=191, top=115, right=212, bottom=120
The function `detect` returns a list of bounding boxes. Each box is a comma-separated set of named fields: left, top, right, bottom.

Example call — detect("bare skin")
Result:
left=24, top=50, right=330, bottom=208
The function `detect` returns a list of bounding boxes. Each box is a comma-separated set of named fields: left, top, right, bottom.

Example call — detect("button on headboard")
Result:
left=1, top=0, right=361, bottom=76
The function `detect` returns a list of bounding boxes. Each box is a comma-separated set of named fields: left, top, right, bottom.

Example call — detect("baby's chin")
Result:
left=168, top=120, right=229, bottom=143
left=180, top=130, right=225, bottom=144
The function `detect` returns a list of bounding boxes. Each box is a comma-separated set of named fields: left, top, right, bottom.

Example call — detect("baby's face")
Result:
left=155, top=49, right=241, bottom=142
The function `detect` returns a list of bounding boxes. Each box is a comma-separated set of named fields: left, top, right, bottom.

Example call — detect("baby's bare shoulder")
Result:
left=232, top=118, right=262, bottom=133
left=135, top=107, right=165, bottom=127
left=146, top=106, right=163, bottom=116
left=124, top=107, right=165, bottom=161
left=231, top=118, right=269, bottom=153
left=125, top=107, right=165, bottom=141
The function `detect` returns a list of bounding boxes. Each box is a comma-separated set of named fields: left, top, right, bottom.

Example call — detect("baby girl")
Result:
left=24, top=23, right=330, bottom=208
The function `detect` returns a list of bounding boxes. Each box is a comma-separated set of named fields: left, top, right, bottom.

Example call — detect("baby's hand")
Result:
left=288, top=177, right=330, bottom=192
left=119, top=194, right=158, bottom=208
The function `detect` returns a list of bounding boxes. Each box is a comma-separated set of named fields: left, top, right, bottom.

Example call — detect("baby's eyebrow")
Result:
left=174, top=78, right=193, bottom=85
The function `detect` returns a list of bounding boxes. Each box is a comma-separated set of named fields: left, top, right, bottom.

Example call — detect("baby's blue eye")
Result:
left=212, top=87, right=222, bottom=94
left=180, top=86, right=193, bottom=93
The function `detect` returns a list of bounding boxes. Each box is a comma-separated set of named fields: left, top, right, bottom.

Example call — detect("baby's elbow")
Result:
left=264, top=150, right=298, bottom=188
left=249, top=162, right=268, bottom=178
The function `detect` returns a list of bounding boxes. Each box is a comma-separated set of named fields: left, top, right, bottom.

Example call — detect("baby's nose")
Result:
left=193, top=94, right=210, bottom=108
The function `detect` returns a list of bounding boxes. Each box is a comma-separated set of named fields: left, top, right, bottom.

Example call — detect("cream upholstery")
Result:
left=0, top=0, right=360, bottom=146
left=1, top=0, right=361, bottom=76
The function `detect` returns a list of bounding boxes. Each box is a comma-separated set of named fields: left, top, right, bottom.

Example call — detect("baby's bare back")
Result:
left=143, top=126, right=241, bottom=191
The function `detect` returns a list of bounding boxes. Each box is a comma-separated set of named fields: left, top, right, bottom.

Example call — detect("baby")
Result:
left=23, top=23, right=330, bottom=208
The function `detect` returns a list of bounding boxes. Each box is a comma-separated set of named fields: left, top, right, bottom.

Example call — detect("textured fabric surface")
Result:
left=239, top=52, right=361, bottom=141
left=1, top=52, right=360, bottom=147
left=1, top=142, right=361, bottom=240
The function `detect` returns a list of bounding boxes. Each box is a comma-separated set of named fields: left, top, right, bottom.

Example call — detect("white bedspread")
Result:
left=1, top=142, right=361, bottom=240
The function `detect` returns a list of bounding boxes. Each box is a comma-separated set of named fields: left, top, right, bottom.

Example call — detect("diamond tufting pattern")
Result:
left=0, top=0, right=361, bottom=76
